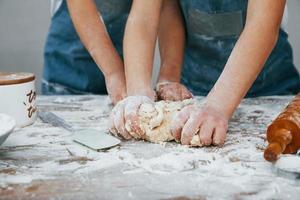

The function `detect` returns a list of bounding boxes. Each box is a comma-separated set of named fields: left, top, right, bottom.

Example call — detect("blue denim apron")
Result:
left=43, top=0, right=131, bottom=94
left=180, top=0, right=300, bottom=97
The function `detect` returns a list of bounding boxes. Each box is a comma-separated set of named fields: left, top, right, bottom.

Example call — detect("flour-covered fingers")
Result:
left=199, top=120, right=215, bottom=146
left=156, top=82, right=193, bottom=101
left=212, top=122, right=228, bottom=146
left=108, top=100, right=124, bottom=136
left=163, top=88, right=180, bottom=101
left=108, top=101, right=127, bottom=139
left=180, top=86, right=193, bottom=100
left=157, top=84, right=179, bottom=101
left=170, top=105, right=194, bottom=142
left=124, top=96, right=153, bottom=138
left=113, top=103, right=132, bottom=140
left=181, top=111, right=203, bottom=145
left=124, top=101, right=143, bottom=138
left=108, top=111, right=118, bottom=137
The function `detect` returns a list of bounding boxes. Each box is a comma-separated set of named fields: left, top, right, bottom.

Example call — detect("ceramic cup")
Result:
left=0, top=72, right=37, bottom=127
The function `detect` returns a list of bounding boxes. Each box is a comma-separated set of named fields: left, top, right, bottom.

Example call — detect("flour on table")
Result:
left=125, top=99, right=202, bottom=146
left=274, top=155, right=300, bottom=173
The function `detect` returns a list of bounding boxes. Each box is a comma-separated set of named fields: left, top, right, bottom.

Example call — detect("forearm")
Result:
left=124, top=0, right=163, bottom=96
left=207, top=26, right=278, bottom=118
left=67, top=0, right=123, bottom=77
left=157, top=0, right=185, bottom=83
left=206, top=0, right=285, bottom=119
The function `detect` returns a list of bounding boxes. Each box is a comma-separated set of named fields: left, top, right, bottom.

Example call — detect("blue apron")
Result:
left=43, top=0, right=131, bottom=94
left=180, top=0, right=300, bottom=97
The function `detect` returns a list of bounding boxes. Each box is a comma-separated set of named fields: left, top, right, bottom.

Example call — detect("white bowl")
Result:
left=0, top=113, right=16, bottom=146
left=0, top=72, right=37, bottom=127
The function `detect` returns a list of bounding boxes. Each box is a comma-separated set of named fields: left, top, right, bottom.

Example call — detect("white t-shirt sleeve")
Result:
left=50, top=0, right=63, bottom=17
left=281, top=5, right=288, bottom=30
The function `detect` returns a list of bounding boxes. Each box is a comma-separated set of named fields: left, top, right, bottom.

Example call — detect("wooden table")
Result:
left=1, top=95, right=300, bottom=200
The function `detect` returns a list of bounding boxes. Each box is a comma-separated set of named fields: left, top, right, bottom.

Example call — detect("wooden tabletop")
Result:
left=0, top=95, right=300, bottom=200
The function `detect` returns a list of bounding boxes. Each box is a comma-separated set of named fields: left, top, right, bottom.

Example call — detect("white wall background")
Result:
left=0, top=0, right=299, bottom=93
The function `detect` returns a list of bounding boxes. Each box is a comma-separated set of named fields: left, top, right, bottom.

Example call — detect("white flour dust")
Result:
left=0, top=96, right=300, bottom=199
left=275, top=155, right=300, bottom=173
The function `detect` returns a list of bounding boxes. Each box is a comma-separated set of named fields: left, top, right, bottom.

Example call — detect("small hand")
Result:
left=156, top=82, right=193, bottom=101
left=109, top=95, right=155, bottom=140
left=105, top=72, right=127, bottom=105
left=170, top=104, right=228, bottom=146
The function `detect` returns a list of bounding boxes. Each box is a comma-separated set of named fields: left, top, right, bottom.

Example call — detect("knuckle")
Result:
left=218, top=120, right=228, bottom=129
left=199, top=111, right=208, bottom=119
left=182, top=92, right=192, bottom=100
left=214, top=118, right=223, bottom=125
left=206, top=115, right=216, bottom=122
left=165, top=90, right=174, bottom=97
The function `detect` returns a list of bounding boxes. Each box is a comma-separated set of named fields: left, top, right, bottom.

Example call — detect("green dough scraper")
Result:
left=38, top=111, right=120, bottom=151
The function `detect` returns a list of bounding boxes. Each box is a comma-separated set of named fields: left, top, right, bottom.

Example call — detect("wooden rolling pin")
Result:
left=264, top=93, right=300, bottom=162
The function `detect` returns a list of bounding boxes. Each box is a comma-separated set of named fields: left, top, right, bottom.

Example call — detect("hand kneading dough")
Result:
left=124, top=99, right=202, bottom=146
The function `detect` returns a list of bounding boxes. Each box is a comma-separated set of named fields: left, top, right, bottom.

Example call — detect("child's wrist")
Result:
left=127, top=87, right=156, bottom=100
left=157, top=77, right=180, bottom=84
left=204, top=96, right=233, bottom=120
left=103, top=65, right=124, bottom=78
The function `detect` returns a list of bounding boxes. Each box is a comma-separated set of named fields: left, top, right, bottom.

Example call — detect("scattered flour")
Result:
left=275, top=155, right=300, bottom=173
left=0, top=96, right=300, bottom=199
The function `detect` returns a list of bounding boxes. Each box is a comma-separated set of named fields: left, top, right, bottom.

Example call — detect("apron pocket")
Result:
left=95, top=0, right=131, bottom=16
left=188, top=9, right=243, bottom=38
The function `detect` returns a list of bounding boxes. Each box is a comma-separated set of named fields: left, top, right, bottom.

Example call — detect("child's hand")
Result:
left=109, top=95, right=155, bottom=140
left=105, top=72, right=127, bottom=105
left=170, top=104, right=228, bottom=146
left=156, top=82, right=193, bottom=101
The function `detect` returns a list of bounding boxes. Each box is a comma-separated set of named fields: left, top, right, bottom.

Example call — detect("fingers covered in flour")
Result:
left=196, top=105, right=228, bottom=146
left=212, top=120, right=228, bottom=146
left=123, top=96, right=154, bottom=138
left=170, top=105, right=194, bottom=142
left=171, top=103, right=229, bottom=146
left=109, top=99, right=132, bottom=140
left=198, top=119, right=215, bottom=146
left=108, top=110, right=118, bottom=137
left=113, top=103, right=132, bottom=140
left=181, top=110, right=204, bottom=145
left=156, top=82, right=193, bottom=101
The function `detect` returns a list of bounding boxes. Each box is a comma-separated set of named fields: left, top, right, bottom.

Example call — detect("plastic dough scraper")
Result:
left=38, top=111, right=121, bottom=151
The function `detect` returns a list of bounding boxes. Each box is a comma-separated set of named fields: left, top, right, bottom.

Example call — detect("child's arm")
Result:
left=123, top=0, right=163, bottom=99
left=67, top=0, right=126, bottom=104
left=158, top=0, right=185, bottom=84
left=156, top=0, right=193, bottom=101
left=171, top=0, right=286, bottom=146
left=206, top=0, right=286, bottom=119
left=109, top=0, right=163, bottom=139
